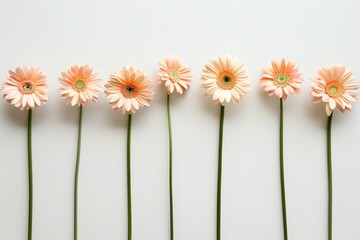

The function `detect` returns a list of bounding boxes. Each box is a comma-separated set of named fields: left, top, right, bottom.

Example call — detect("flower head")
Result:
left=201, top=55, right=250, bottom=105
left=105, top=66, right=154, bottom=114
left=59, top=65, right=102, bottom=106
left=2, top=66, right=48, bottom=110
left=260, top=59, right=303, bottom=100
left=310, top=65, right=359, bottom=116
left=158, top=56, right=192, bottom=94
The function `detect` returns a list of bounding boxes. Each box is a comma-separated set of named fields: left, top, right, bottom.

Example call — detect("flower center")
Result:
left=126, top=85, right=135, bottom=94
left=326, top=80, right=344, bottom=97
left=328, top=86, right=338, bottom=94
left=168, top=69, right=180, bottom=82
left=122, top=84, right=136, bottom=98
left=23, top=83, right=32, bottom=91
left=276, top=74, right=288, bottom=84
left=75, top=80, right=86, bottom=90
left=20, top=80, right=36, bottom=94
left=217, top=71, right=236, bottom=90
left=222, top=75, right=232, bottom=85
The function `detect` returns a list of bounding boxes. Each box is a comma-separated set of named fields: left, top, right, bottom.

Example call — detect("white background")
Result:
left=1, top=0, right=360, bottom=239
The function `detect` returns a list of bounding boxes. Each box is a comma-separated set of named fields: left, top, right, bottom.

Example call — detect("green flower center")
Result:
left=168, top=70, right=180, bottom=82
left=276, top=74, right=288, bottom=84
left=328, top=86, right=338, bottom=94
left=75, top=80, right=86, bottom=90
left=221, top=75, right=232, bottom=85
left=20, top=80, right=36, bottom=94
left=23, top=83, right=32, bottom=91
left=126, top=85, right=135, bottom=94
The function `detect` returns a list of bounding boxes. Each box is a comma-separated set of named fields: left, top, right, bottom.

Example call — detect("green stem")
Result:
left=167, top=94, right=174, bottom=240
left=27, top=109, right=33, bottom=240
left=127, top=114, right=133, bottom=240
left=217, top=105, right=225, bottom=240
left=327, top=113, right=333, bottom=240
left=279, top=98, right=288, bottom=240
left=74, top=106, right=83, bottom=240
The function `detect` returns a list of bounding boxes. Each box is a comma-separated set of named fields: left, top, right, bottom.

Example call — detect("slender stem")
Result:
left=27, top=109, right=33, bottom=240
left=327, top=113, right=333, bottom=240
left=74, top=106, right=83, bottom=240
left=127, top=114, right=133, bottom=240
left=167, top=94, right=174, bottom=240
left=217, top=105, right=225, bottom=240
left=279, top=98, right=288, bottom=240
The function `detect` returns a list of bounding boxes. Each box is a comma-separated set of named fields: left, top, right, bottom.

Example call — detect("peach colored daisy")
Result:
left=310, top=65, right=359, bottom=116
left=59, top=64, right=102, bottom=106
left=158, top=56, right=192, bottom=94
left=260, top=59, right=303, bottom=100
left=105, top=66, right=154, bottom=114
left=2, top=66, right=48, bottom=110
left=201, top=55, right=250, bottom=105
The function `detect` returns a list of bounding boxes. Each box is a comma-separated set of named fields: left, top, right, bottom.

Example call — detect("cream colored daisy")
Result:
left=158, top=56, right=192, bottom=94
left=201, top=55, right=250, bottom=105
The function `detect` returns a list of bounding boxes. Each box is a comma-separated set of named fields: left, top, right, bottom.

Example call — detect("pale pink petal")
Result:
left=329, top=98, right=336, bottom=109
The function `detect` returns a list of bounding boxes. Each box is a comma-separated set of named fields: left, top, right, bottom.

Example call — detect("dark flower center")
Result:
left=126, top=85, right=135, bottom=94
left=23, top=83, right=32, bottom=91
left=222, top=75, right=232, bottom=85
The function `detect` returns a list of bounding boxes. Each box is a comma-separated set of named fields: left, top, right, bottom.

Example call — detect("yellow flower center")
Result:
left=168, top=69, right=180, bottom=82
left=75, top=80, right=86, bottom=90
left=326, top=80, right=344, bottom=97
left=20, top=80, right=36, bottom=94
left=328, top=86, right=338, bottom=94
left=217, top=71, right=236, bottom=90
left=276, top=74, right=288, bottom=84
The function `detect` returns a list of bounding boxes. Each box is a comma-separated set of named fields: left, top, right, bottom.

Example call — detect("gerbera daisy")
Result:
left=59, top=64, right=102, bottom=106
left=105, top=66, right=154, bottom=114
left=3, top=66, right=48, bottom=110
left=310, top=65, right=359, bottom=116
left=157, top=56, right=192, bottom=240
left=59, top=65, right=102, bottom=240
left=158, top=56, right=192, bottom=94
left=311, top=65, right=359, bottom=240
left=260, top=59, right=303, bottom=100
left=201, top=55, right=250, bottom=240
left=105, top=66, right=154, bottom=240
left=2, top=66, right=48, bottom=239
left=201, top=55, right=250, bottom=105
left=259, top=59, right=303, bottom=240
